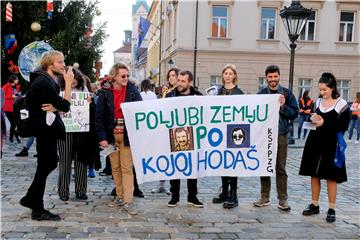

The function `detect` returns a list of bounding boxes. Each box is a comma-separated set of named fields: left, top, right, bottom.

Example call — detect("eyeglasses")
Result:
left=121, top=74, right=130, bottom=79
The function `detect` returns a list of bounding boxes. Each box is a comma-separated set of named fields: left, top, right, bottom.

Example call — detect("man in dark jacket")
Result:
left=166, top=70, right=204, bottom=208
left=20, top=50, right=74, bottom=221
left=253, top=65, right=298, bottom=211
left=95, top=63, right=142, bottom=215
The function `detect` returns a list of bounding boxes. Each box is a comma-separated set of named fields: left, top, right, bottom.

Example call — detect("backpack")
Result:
left=13, top=95, right=34, bottom=137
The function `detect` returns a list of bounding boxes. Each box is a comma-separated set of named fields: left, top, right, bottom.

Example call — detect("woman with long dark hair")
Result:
left=2, top=75, right=21, bottom=143
left=57, top=68, right=90, bottom=201
left=299, top=72, right=350, bottom=223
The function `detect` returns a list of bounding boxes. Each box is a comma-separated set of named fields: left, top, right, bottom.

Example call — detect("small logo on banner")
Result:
left=227, top=124, right=250, bottom=148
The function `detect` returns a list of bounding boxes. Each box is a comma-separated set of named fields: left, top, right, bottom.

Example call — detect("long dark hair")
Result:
left=59, top=67, right=85, bottom=91
left=166, top=68, right=179, bottom=87
left=319, top=72, right=340, bottom=99
left=141, top=79, right=152, bottom=92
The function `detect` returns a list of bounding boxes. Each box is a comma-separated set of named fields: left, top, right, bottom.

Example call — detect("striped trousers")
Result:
left=57, top=133, right=87, bottom=198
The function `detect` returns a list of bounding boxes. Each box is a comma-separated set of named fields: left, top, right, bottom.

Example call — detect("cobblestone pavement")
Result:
left=1, top=132, right=359, bottom=239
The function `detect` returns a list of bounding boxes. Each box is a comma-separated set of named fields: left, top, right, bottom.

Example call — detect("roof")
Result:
left=132, top=0, right=149, bottom=15
left=113, top=44, right=131, bottom=53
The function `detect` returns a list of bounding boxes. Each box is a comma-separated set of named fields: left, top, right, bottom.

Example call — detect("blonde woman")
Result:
left=212, top=64, right=244, bottom=209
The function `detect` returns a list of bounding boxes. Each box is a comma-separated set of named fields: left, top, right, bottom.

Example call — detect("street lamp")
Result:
left=280, top=0, right=311, bottom=144
left=168, top=58, right=174, bottom=66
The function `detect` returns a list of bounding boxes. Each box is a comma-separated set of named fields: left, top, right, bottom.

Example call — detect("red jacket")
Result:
left=2, top=82, right=20, bottom=112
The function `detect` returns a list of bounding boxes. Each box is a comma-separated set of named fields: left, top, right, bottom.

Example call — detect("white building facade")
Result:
left=158, top=0, right=360, bottom=100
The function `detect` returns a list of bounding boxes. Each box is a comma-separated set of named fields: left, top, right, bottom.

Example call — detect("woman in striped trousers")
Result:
left=57, top=68, right=90, bottom=201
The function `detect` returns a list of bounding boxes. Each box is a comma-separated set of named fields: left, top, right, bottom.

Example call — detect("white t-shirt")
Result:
left=140, top=91, right=157, bottom=101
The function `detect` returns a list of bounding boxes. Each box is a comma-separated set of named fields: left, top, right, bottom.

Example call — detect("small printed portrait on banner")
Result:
left=227, top=124, right=250, bottom=148
left=169, top=127, right=194, bottom=152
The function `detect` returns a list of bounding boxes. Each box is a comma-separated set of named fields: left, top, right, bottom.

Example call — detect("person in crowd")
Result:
left=20, top=50, right=73, bottom=221
left=95, top=62, right=142, bottom=215
left=15, top=137, right=35, bottom=157
left=57, top=68, right=91, bottom=201
left=98, top=77, right=113, bottom=177
left=140, top=78, right=157, bottom=100
left=212, top=64, right=244, bottom=209
left=347, top=92, right=360, bottom=144
left=299, top=73, right=350, bottom=223
left=1, top=89, right=6, bottom=157
left=298, top=90, right=313, bottom=140
left=162, top=68, right=179, bottom=98
left=2, top=75, right=21, bottom=143
left=151, top=70, right=179, bottom=194
left=166, top=70, right=204, bottom=208
left=83, top=75, right=101, bottom=178
left=253, top=65, right=298, bottom=211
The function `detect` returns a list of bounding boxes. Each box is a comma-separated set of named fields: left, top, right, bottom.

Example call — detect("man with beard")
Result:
left=174, top=127, right=192, bottom=151
left=253, top=65, right=298, bottom=211
left=165, top=70, right=204, bottom=208
left=20, top=50, right=74, bottom=221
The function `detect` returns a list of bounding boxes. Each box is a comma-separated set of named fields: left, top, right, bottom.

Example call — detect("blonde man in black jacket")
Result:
left=20, top=50, right=74, bottom=221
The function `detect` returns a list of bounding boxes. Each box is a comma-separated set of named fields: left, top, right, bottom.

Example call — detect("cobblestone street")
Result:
left=1, top=134, right=359, bottom=239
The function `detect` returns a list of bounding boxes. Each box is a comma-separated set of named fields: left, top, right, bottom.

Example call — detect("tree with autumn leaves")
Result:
left=1, top=1, right=107, bottom=86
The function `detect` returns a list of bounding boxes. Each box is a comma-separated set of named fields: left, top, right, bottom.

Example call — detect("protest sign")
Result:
left=122, top=95, right=280, bottom=184
left=60, top=92, right=91, bottom=132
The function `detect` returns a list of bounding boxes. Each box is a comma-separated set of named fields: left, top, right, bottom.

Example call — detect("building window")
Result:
left=210, top=75, right=221, bottom=87
left=212, top=6, right=228, bottom=38
left=258, top=77, right=267, bottom=91
left=339, top=12, right=355, bottom=42
left=300, top=11, right=316, bottom=41
left=298, top=78, right=312, bottom=98
left=261, top=8, right=276, bottom=40
left=338, top=80, right=350, bottom=101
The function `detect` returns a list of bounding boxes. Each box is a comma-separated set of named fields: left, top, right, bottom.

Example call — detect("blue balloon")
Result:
left=18, top=41, right=54, bottom=81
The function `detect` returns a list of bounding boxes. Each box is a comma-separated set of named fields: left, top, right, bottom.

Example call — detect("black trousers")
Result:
left=170, top=179, right=197, bottom=197
left=221, top=176, right=238, bottom=192
left=5, top=111, right=18, bottom=140
left=22, top=133, right=58, bottom=211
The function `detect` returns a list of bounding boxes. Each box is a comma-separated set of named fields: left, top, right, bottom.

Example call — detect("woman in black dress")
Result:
left=299, top=73, right=350, bottom=223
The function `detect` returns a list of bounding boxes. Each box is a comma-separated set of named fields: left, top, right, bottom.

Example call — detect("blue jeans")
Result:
left=25, top=136, right=35, bottom=149
left=348, top=118, right=360, bottom=141
left=297, top=114, right=310, bottom=139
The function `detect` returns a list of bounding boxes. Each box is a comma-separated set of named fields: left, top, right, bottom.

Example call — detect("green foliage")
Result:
left=1, top=0, right=107, bottom=86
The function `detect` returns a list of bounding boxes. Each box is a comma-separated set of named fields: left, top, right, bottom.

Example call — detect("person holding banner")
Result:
left=57, top=68, right=91, bottom=201
left=95, top=63, right=142, bottom=215
left=20, top=50, right=74, bottom=221
left=212, top=64, right=244, bottom=209
left=299, top=73, right=350, bottom=223
left=253, top=65, right=298, bottom=211
left=165, top=70, right=204, bottom=208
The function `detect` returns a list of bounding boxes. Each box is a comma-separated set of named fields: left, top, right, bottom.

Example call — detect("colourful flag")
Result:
left=137, top=17, right=150, bottom=48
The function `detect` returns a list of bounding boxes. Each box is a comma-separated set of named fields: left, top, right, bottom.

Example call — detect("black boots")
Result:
left=212, top=186, right=228, bottom=203
left=223, top=190, right=238, bottom=209
left=15, top=147, right=28, bottom=157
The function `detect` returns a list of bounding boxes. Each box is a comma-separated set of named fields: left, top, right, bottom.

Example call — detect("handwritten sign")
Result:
left=122, top=95, right=280, bottom=184
left=60, top=91, right=90, bottom=132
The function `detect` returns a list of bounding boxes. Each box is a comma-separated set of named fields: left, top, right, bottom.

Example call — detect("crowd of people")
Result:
left=1, top=50, right=356, bottom=223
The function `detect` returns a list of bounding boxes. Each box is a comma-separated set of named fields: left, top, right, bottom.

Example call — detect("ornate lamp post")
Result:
left=280, top=0, right=311, bottom=144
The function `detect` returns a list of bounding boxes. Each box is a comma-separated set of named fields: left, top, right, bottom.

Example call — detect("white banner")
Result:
left=60, top=92, right=91, bottom=132
left=122, top=95, right=279, bottom=184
